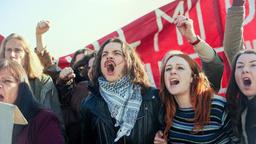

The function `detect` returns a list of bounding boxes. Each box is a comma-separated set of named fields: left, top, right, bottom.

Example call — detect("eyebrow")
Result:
left=237, top=60, right=256, bottom=64
left=165, top=63, right=184, bottom=67
left=1, top=76, right=15, bottom=80
left=102, top=49, right=122, bottom=53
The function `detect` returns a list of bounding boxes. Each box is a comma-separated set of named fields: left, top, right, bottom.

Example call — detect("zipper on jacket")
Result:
left=144, top=103, right=148, bottom=144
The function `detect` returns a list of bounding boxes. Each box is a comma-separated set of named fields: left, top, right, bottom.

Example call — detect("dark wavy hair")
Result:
left=73, top=51, right=97, bottom=81
left=70, top=48, right=94, bottom=68
left=160, top=54, right=214, bottom=138
left=91, top=38, right=150, bottom=88
left=226, top=49, right=256, bottom=138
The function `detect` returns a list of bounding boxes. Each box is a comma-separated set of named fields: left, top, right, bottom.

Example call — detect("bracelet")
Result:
left=190, top=36, right=201, bottom=45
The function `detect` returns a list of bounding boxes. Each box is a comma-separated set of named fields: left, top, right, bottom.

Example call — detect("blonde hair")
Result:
left=0, top=33, right=43, bottom=79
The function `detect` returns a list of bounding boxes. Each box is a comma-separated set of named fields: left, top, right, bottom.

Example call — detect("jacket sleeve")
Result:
left=223, top=6, right=245, bottom=65
left=221, top=108, right=240, bottom=143
left=202, top=51, right=224, bottom=92
left=33, top=110, right=65, bottom=144
left=193, top=40, right=224, bottom=92
left=80, top=98, right=94, bottom=144
left=40, top=75, right=64, bottom=130
left=55, top=78, right=74, bottom=106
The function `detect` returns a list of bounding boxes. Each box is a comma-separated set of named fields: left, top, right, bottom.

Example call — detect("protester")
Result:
left=224, top=1, right=256, bottom=143
left=0, top=59, right=64, bottom=144
left=35, top=20, right=60, bottom=82
left=57, top=51, right=96, bottom=144
left=166, top=15, right=224, bottom=92
left=35, top=20, right=97, bottom=144
left=0, top=33, right=63, bottom=126
left=80, top=38, right=161, bottom=143
left=154, top=53, right=234, bottom=144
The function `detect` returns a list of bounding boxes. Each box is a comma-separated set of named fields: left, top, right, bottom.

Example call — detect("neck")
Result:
left=174, top=92, right=192, bottom=108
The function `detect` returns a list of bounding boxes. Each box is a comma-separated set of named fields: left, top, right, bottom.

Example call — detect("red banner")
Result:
left=0, top=34, right=4, bottom=44
left=58, top=0, right=256, bottom=94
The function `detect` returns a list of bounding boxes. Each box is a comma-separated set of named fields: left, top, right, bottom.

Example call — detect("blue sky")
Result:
left=1, top=0, right=172, bottom=58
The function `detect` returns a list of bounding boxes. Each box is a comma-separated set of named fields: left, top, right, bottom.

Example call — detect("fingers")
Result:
left=154, top=131, right=167, bottom=144
left=173, top=15, right=192, bottom=27
left=37, top=20, right=50, bottom=29
left=59, top=67, right=75, bottom=80
left=36, top=20, right=50, bottom=35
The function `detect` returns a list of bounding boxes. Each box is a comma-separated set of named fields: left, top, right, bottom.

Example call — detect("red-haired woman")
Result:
left=154, top=53, right=235, bottom=144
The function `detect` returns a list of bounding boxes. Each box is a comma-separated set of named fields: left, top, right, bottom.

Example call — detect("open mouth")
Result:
left=0, top=94, right=4, bottom=101
left=104, top=61, right=116, bottom=73
left=243, top=77, right=252, bottom=87
left=170, top=79, right=180, bottom=86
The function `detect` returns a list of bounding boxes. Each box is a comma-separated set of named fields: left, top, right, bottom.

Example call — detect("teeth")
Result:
left=243, top=77, right=252, bottom=86
left=243, top=77, right=250, bottom=80
left=170, top=78, right=179, bottom=85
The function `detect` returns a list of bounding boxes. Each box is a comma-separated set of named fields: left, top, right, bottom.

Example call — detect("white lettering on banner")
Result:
left=154, top=1, right=184, bottom=52
left=245, top=40, right=253, bottom=49
left=116, top=28, right=142, bottom=49
left=92, top=41, right=100, bottom=51
left=253, top=39, right=256, bottom=49
left=245, top=39, right=256, bottom=49
left=145, top=63, right=156, bottom=87
left=244, top=0, right=255, bottom=25
left=154, top=0, right=206, bottom=51
left=225, top=0, right=231, bottom=12
left=65, top=56, right=72, bottom=63
left=117, top=29, right=126, bottom=42
left=158, top=61, right=163, bottom=74
left=196, top=1, right=206, bottom=40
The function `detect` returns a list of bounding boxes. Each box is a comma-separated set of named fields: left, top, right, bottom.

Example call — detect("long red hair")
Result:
left=160, top=54, right=214, bottom=138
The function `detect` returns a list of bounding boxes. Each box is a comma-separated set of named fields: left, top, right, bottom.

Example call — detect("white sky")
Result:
left=1, top=0, right=173, bottom=58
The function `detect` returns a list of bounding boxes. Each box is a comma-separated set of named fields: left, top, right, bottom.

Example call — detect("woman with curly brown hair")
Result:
left=80, top=38, right=161, bottom=144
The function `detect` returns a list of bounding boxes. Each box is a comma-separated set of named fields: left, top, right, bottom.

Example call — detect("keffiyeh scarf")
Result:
left=98, top=75, right=142, bottom=142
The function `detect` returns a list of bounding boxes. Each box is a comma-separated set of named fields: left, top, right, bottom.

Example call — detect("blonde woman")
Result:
left=0, top=33, right=63, bottom=124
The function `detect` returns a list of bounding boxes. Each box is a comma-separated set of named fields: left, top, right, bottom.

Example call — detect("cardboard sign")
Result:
left=0, top=102, right=27, bottom=144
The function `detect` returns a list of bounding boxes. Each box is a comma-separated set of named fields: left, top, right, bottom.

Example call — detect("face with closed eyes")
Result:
left=164, top=56, right=193, bottom=97
left=235, top=53, right=256, bottom=99
left=100, top=42, right=126, bottom=82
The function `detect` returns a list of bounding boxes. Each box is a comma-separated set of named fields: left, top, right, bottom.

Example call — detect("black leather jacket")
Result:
left=80, top=86, right=162, bottom=144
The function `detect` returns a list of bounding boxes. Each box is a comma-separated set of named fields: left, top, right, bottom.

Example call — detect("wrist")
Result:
left=232, top=0, right=245, bottom=6
left=189, top=35, right=201, bottom=46
left=188, top=35, right=198, bottom=43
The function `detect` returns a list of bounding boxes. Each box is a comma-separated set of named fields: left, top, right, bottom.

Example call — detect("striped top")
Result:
left=168, top=95, right=234, bottom=144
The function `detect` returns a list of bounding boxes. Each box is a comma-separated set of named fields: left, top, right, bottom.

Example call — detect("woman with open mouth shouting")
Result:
left=0, top=59, right=64, bottom=144
left=80, top=38, right=162, bottom=144
left=226, top=50, right=256, bottom=144
left=154, top=53, right=235, bottom=144
left=224, top=0, right=256, bottom=143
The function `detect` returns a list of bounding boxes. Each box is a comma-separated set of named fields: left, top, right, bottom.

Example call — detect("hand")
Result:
left=59, top=67, right=76, bottom=81
left=174, top=15, right=197, bottom=43
left=232, top=0, right=245, bottom=6
left=37, top=49, right=55, bottom=68
left=36, top=20, right=50, bottom=35
left=154, top=131, right=167, bottom=144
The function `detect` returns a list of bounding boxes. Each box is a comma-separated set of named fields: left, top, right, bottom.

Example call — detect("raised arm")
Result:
left=174, top=15, right=224, bottom=92
left=223, top=0, right=245, bottom=65
left=35, top=20, right=55, bottom=68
